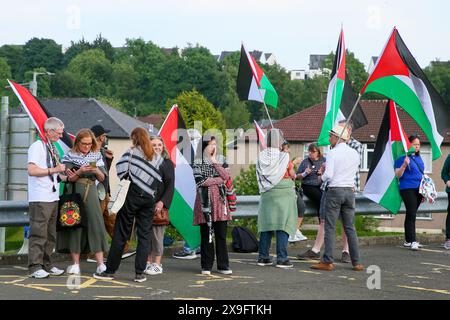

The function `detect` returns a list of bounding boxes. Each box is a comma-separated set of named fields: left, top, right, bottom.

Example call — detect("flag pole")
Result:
left=337, top=92, right=362, bottom=144
left=257, top=89, right=274, bottom=129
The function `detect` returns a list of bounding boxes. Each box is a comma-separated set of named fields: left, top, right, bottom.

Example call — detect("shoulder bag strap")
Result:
left=125, top=149, right=134, bottom=180
left=409, top=155, right=424, bottom=175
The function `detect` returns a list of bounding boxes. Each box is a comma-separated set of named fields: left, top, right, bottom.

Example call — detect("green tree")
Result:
left=424, top=60, right=450, bottom=106
left=92, top=34, right=115, bottom=62
left=166, top=89, right=226, bottom=136
left=62, top=38, right=91, bottom=67
left=20, top=38, right=63, bottom=78
left=50, top=70, right=86, bottom=97
left=67, top=49, right=113, bottom=97
left=0, top=57, right=11, bottom=88
left=181, top=45, right=227, bottom=108
left=0, top=45, right=24, bottom=81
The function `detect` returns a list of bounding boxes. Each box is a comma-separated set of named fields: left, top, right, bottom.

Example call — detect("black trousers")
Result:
left=106, top=183, right=155, bottom=274
left=302, top=184, right=323, bottom=219
left=400, top=188, right=423, bottom=243
left=200, top=220, right=229, bottom=271
left=446, top=192, right=450, bottom=240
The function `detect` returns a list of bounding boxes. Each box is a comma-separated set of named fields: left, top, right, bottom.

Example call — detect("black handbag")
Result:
left=57, top=182, right=87, bottom=231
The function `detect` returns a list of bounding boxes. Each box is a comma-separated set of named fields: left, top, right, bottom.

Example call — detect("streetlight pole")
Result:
left=29, top=71, right=54, bottom=97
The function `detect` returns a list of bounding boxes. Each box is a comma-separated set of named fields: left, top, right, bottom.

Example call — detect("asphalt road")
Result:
left=0, top=243, right=449, bottom=301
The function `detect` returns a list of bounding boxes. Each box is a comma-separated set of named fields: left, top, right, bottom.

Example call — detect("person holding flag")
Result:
left=394, top=135, right=425, bottom=251
left=27, top=117, right=67, bottom=278
left=311, top=125, right=363, bottom=272
left=193, top=135, right=233, bottom=275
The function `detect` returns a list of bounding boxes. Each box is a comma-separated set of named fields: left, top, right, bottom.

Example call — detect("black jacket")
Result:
left=154, top=158, right=175, bottom=209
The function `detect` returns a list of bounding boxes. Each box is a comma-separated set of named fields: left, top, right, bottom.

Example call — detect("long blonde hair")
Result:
left=72, top=129, right=98, bottom=153
left=131, top=127, right=154, bottom=160
left=150, top=135, right=170, bottom=160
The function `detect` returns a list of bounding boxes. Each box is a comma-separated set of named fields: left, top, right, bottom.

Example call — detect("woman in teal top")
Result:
left=441, top=153, right=450, bottom=249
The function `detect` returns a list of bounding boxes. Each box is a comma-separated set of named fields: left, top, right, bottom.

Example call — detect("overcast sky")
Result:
left=2, top=0, right=449, bottom=70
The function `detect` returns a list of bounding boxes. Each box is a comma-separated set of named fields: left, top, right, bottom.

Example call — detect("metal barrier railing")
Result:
left=1, top=192, right=447, bottom=225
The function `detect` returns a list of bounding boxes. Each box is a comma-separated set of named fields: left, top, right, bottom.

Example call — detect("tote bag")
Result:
left=57, top=183, right=87, bottom=231
left=110, top=150, right=133, bottom=214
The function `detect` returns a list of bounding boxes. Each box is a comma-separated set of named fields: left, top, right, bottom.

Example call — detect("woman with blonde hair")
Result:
left=94, top=127, right=163, bottom=283
left=145, top=135, right=175, bottom=276
left=58, top=128, right=108, bottom=276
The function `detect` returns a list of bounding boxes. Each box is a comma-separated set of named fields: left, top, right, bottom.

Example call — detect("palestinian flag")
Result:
left=361, top=27, right=450, bottom=160
left=7, top=80, right=73, bottom=157
left=363, top=100, right=412, bottom=214
left=253, top=120, right=266, bottom=149
left=318, top=29, right=367, bottom=146
left=159, top=105, right=200, bottom=249
left=237, top=44, right=278, bottom=108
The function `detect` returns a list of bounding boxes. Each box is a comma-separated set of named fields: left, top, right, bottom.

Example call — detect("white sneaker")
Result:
left=217, top=269, right=232, bottom=275
left=295, top=230, right=308, bottom=241
left=288, top=233, right=301, bottom=242
left=410, top=242, right=420, bottom=251
left=145, top=263, right=163, bottom=276
left=96, top=263, right=107, bottom=274
left=444, top=240, right=450, bottom=250
left=29, top=269, right=50, bottom=279
left=67, top=264, right=81, bottom=275
left=201, top=270, right=211, bottom=275
left=49, top=267, right=64, bottom=276
left=404, top=242, right=423, bottom=248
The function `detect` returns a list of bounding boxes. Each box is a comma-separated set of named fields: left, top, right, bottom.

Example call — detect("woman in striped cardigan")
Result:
left=94, top=127, right=163, bottom=283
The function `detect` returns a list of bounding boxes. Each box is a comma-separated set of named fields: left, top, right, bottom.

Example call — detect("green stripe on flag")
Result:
left=169, top=189, right=200, bottom=249
left=318, top=78, right=344, bottom=146
left=365, top=76, right=442, bottom=160
left=378, top=178, right=402, bottom=214
left=260, top=74, right=278, bottom=108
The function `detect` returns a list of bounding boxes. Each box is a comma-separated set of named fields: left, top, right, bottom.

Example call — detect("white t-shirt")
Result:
left=27, top=141, right=60, bottom=202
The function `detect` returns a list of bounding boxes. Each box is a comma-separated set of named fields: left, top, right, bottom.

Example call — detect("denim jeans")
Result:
left=258, top=230, right=289, bottom=263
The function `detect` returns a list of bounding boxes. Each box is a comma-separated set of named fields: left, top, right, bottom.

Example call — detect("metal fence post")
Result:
left=0, top=96, right=9, bottom=252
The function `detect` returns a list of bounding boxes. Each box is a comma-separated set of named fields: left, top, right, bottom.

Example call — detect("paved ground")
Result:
left=0, top=241, right=449, bottom=301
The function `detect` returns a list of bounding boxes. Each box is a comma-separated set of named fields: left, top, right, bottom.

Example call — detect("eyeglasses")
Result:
left=80, top=142, right=93, bottom=146
left=51, top=129, right=64, bottom=136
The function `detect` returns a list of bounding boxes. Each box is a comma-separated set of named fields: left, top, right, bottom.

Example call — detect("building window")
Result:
left=417, top=213, right=432, bottom=220
left=361, top=143, right=375, bottom=172
left=420, top=145, right=432, bottom=174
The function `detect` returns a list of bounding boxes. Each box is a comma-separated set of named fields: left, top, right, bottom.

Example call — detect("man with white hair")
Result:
left=311, top=125, right=364, bottom=272
left=27, top=117, right=67, bottom=278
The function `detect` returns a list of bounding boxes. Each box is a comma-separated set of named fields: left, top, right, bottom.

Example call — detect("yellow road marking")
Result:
left=298, top=270, right=321, bottom=275
left=14, top=283, right=53, bottom=292
left=404, top=275, right=432, bottom=279
left=419, top=248, right=444, bottom=253
left=173, top=297, right=212, bottom=300
left=94, top=296, right=142, bottom=300
left=397, top=285, right=450, bottom=296
left=421, top=262, right=450, bottom=269
left=79, top=278, right=97, bottom=289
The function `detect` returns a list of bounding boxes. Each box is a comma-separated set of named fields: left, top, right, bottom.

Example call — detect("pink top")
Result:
left=193, top=164, right=232, bottom=225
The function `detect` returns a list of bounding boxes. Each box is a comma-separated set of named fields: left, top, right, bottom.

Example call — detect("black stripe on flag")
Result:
left=367, top=100, right=391, bottom=181
left=395, top=31, right=450, bottom=132
left=236, top=45, right=253, bottom=101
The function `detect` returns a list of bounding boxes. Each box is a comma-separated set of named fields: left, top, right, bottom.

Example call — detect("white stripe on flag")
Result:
left=248, top=77, right=264, bottom=103
left=363, top=141, right=395, bottom=203
left=174, top=147, right=196, bottom=210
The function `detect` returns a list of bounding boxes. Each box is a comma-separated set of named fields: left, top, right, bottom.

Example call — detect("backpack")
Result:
left=232, top=226, right=259, bottom=253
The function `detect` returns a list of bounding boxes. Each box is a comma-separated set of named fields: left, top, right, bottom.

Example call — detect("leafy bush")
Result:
left=234, top=164, right=259, bottom=195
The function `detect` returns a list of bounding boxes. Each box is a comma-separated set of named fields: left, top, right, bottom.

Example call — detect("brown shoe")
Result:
left=310, top=262, right=334, bottom=271
left=353, top=264, right=364, bottom=271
